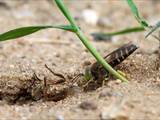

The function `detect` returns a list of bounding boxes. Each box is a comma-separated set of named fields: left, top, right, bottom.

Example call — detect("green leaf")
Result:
left=55, top=0, right=78, bottom=30
left=127, top=0, right=149, bottom=28
left=92, top=26, right=145, bottom=40
left=145, top=21, right=160, bottom=38
left=0, top=25, right=75, bottom=41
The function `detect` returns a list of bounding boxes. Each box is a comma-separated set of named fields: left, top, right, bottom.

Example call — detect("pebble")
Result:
left=99, top=88, right=113, bottom=98
left=101, top=114, right=129, bottom=120
left=83, top=60, right=91, bottom=66
left=82, top=9, right=99, bottom=25
left=112, top=36, right=120, bottom=43
left=115, top=79, right=122, bottom=85
left=9, top=64, right=15, bottom=68
left=79, top=101, right=97, bottom=110
left=99, top=88, right=123, bottom=99
left=97, top=17, right=112, bottom=28
left=55, top=114, right=64, bottom=120
left=100, top=101, right=129, bottom=120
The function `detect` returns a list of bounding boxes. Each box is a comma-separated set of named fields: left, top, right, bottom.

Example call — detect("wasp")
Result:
left=84, top=42, right=138, bottom=82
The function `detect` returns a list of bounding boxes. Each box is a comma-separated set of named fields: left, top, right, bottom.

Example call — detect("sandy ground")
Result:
left=0, top=0, right=160, bottom=120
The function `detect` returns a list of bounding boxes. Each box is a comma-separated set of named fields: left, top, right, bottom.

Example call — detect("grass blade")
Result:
left=92, top=26, right=145, bottom=40
left=127, top=0, right=149, bottom=28
left=145, top=21, right=160, bottom=38
left=55, top=0, right=128, bottom=82
left=0, top=25, right=75, bottom=41
left=55, top=0, right=78, bottom=30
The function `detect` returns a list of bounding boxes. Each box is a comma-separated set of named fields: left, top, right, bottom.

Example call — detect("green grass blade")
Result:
left=55, top=0, right=128, bottom=82
left=55, top=0, right=78, bottom=30
left=0, top=25, right=75, bottom=41
left=145, top=21, right=160, bottom=38
left=92, top=26, right=145, bottom=40
left=127, top=0, right=149, bottom=28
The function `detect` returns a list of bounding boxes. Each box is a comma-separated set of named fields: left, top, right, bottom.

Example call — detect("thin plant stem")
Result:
left=54, top=0, right=78, bottom=30
left=76, top=30, right=128, bottom=82
left=55, top=0, right=128, bottom=82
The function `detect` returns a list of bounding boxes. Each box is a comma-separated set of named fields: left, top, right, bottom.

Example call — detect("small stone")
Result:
left=9, top=64, right=15, bottom=68
left=101, top=115, right=129, bottom=120
left=55, top=53, right=60, bottom=57
left=101, top=107, right=129, bottom=120
left=55, top=114, right=64, bottom=120
left=108, top=79, right=123, bottom=87
left=115, top=79, right=122, bottom=84
left=83, top=60, right=91, bottom=66
left=97, top=17, right=112, bottom=28
left=99, top=89, right=123, bottom=99
left=100, top=98, right=128, bottom=120
left=111, top=36, right=120, bottom=43
left=82, top=9, right=99, bottom=25
left=79, top=101, right=97, bottom=110
left=99, top=88, right=113, bottom=98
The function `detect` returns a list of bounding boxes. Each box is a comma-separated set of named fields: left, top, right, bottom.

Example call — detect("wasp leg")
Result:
left=45, top=64, right=66, bottom=84
left=82, top=79, right=94, bottom=89
left=71, top=73, right=84, bottom=83
left=102, top=77, right=110, bottom=86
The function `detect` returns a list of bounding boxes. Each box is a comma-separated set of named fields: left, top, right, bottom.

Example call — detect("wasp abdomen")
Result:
left=107, top=42, right=138, bottom=67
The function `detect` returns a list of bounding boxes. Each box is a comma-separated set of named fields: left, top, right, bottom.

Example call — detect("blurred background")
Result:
left=0, top=0, right=160, bottom=51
